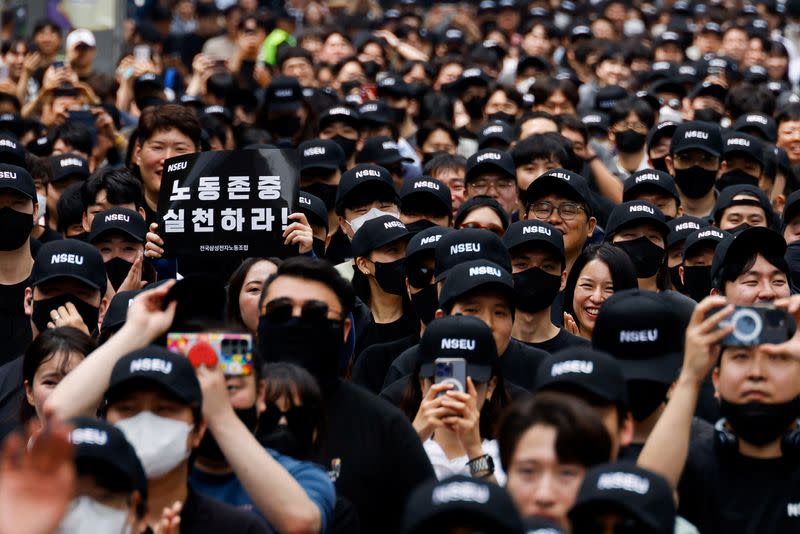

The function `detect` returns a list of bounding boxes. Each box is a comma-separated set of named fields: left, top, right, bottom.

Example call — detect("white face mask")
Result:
left=57, top=496, right=131, bottom=534
left=346, top=206, right=399, bottom=235
left=659, top=106, right=684, bottom=124
left=36, top=194, right=46, bottom=223
left=115, top=411, right=193, bottom=479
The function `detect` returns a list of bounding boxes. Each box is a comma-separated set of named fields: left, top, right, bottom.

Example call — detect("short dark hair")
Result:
left=423, top=153, right=466, bottom=177
left=137, top=104, right=202, bottom=149
left=32, top=18, right=61, bottom=36
left=416, top=121, right=459, bottom=149
left=511, top=132, right=570, bottom=167
left=56, top=182, right=85, bottom=235
left=608, top=97, right=657, bottom=130
left=515, top=111, right=557, bottom=140
left=81, top=168, right=144, bottom=211
left=226, top=257, right=283, bottom=329
left=562, top=244, right=638, bottom=331
left=276, top=46, right=313, bottom=71
left=26, top=153, right=51, bottom=185
left=261, top=256, right=356, bottom=318
left=497, top=391, right=613, bottom=471
left=725, top=83, right=776, bottom=120
left=775, top=103, right=800, bottom=126
left=530, top=77, right=580, bottom=109
left=51, top=122, right=95, bottom=156
left=712, top=251, right=790, bottom=292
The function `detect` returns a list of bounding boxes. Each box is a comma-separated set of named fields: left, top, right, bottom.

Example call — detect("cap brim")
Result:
left=467, top=162, right=515, bottom=181
left=0, top=182, right=35, bottom=199
left=269, top=101, right=303, bottom=112
left=301, top=162, right=340, bottom=172
left=105, top=375, right=195, bottom=406
left=674, top=143, right=720, bottom=157
left=90, top=227, right=146, bottom=244
left=32, top=273, right=102, bottom=291
left=526, top=175, right=585, bottom=204
left=537, top=375, right=621, bottom=404
left=617, top=352, right=681, bottom=383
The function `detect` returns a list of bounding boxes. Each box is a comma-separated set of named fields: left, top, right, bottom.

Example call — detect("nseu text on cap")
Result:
left=604, top=200, right=669, bottom=238
left=89, top=207, right=147, bottom=244
left=419, top=315, right=497, bottom=382
left=335, top=163, right=395, bottom=210
left=502, top=220, right=565, bottom=265
left=0, top=162, right=35, bottom=199
left=32, top=239, right=107, bottom=292
left=434, top=228, right=511, bottom=281
left=106, top=345, right=202, bottom=406
left=438, top=259, right=513, bottom=311
left=351, top=214, right=409, bottom=258
left=525, top=168, right=592, bottom=210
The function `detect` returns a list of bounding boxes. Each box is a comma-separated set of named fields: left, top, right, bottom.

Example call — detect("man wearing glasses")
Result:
left=523, top=168, right=598, bottom=275
left=463, top=148, right=519, bottom=217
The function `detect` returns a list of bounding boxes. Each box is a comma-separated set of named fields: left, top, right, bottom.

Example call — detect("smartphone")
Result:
left=360, top=83, right=378, bottom=102
left=716, top=305, right=796, bottom=346
left=434, top=357, right=467, bottom=396
left=53, top=60, right=65, bottom=69
left=134, top=45, right=151, bottom=64
left=167, top=332, right=254, bottom=376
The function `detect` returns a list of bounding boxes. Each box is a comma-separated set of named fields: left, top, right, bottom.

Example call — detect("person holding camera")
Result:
left=638, top=294, right=800, bottom=533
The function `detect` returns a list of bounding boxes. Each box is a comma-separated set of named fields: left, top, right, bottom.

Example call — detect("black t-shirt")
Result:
left=351, top=333, right=419, bottom=394
left=383, top=338, right=548, bottom=392
left=170, top=487, right=269, bottom=534
left=36, top=226, right=62, bottom=244
left=354, top=314, right=418, bottom=360
left=0, top=279, right=32, bottom=366
left=0, top=356, right=24, bottom=444
left=520, top=328, right=589, bottom=354
left=677, top=424, right=800, bottom=533
left=619, top=417, right=713, bottom=462
left=317, top=380, right=434, bottom=534
left=324, top=229, right=352, bottom=266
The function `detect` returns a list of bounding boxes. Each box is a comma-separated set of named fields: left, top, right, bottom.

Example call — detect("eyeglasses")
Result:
left=466, top=178, right=516, bottom=195
left=672, top=152, right=719, bottom=167
left=611, top=120, right=648, bottom=133
left=459, top=222, right=505, bottom=236
left=262, top=298, right=342, bottom=323
left=407, top=263, right=435, bottom=288
left=528, top=200, right=585, bottom=221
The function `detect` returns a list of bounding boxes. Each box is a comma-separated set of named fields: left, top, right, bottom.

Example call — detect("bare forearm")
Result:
left=589, top=158, right=623, bottom=203
left=210, top=411, right=322, bottom=533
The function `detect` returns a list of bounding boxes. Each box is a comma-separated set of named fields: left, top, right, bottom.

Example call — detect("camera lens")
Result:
left=732, top=308, right=762, bottom=343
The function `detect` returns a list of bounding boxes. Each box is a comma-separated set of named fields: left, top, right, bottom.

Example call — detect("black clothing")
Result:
left=351, top=333, right=418, bottom=394
left=317, top=380, right=434, bottom=534
left=520, top=328, right=590, bottom=354
left=176, top=487, right=270, bottom=534
left=36, top=226, right=62, bottom=244
left=354, top=314, right=418, bottom=360
left=678, top=422, right=800, bottom=534
left=325, top=229, right=352, bottom=265
left=619, top=417, right=713, bottom=462
left=0, top=278, right=32, bottom=365
left=0, top=357, right=24, bottom=443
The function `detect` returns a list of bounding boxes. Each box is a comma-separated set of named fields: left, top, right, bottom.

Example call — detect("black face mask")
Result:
left=269, top=115, right=302, bottom=140
left=674, top=166, right=717, bottom=199
left=682, top=265, right=712, bottom=302
left=372, top=258, right=407, bottom=295
left=302, top=182, right=337, bottom=212
left=361, top=60, right=380, bottom=79
left=257, top=314, right=344, bottom=389
left=330, top=135, right=357, bottom=160
left=614, top=236, right=665, bottom=278
left=104, top=257, right=133, bottom=292
left=410, top=284, right=438, bottom=325
left=694, top=108, right=723, bottom=124
left=651, top=156, right=670, bottom=174
left=628, top=380, right=669, bottom=421
left=462, top=95, right=488, bottom=120
left=197, top=406, right=259, bottom=462
left=31, top=293, right=100, bottom=334
left=257, top=403, right=316, bottom=459
left=0, top=207, right=33, bottom=251
left=487, top=112, right=515, bottom=124
left=312, top=237, right=326, bottom=258
left=785, top=241, right=800, bottom=290
left=717, top=169, right=759, bottom=190
left=720, top=396, right=800, bottom=446
left=513, top=267, right=562, bottom=313
left=615, top=129, right=647, bottom=153
left=390, top=106, right=407, bottom=124
left=668, top=264, right=685, bottom=293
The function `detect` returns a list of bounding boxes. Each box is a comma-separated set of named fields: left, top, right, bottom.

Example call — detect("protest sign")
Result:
left=157, top=149, right=299, bottom=260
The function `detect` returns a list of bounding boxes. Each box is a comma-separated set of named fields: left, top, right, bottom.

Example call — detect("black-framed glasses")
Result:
left=407, top=263, right=435, bottom=288
left=529, top=200, right=585, bottom=221
left=262, top=298, right=340, bottom=323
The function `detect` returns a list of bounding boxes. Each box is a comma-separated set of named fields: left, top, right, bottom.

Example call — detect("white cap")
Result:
left=66, top=29, right=96, bottom=50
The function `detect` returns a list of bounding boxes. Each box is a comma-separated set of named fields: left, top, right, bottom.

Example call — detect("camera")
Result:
left=434, top=357, right=466, bottom=395
left=167, top=332, right=254, bottom=376
left=719, top=306, right=796, bottom=347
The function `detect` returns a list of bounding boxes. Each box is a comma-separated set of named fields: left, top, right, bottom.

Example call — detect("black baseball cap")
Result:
left=524, top=168, right=592, bottom=211
left=535, top=347, right=629, bottom=411
left=683, top=228, right=728, bottom=260
left=453, top=196, right=509, bottom=231
left=457, top=67, right=492, bottom=92
left=465, top=149, right=516, bottom=183
left=623, top=170, right=680, bottom=203
left=358, top=100, right=393, bottom=126
left=31, top=239, right=107, bottom=292
left=298, top=191, right=329, bottom=230
left=299, top=139, right=346, bottom=173
left=101, top=289, right=143, bottom=333
left=0, top=163, right=35, bottom=199
left=569, top=463, right=676, bottom=534
left=0, top=134, right=26, bottom=167
left=435, top=228, right=511, bottom=281
left=50, top=153, right=90, bottom=183
left=666, top=215, right=706, bottom=248
left=106, top=345, right=202, bottom=406
left=133, top=73, right=163, bottom=93
left=477, top=120, right=514, bottom=149
left=407, top=226, right=454, bottom=260
left=646, top=121, right=678, bottom=153
left=595, top=85, right=627, bottom=112
left=688, top=81, right=727, bottom=102
left=202, top=104, right=232, bottom=125
left=266, top=76, right=304, bottom=112
left=733, top=113, right=777, bottom=142
left=418, top=315, right=497, bottom=382
left=783, top=189, right=800, bottom=226
left=670, top=121, right=722, bottom=157
left=88, top=207, right=147, bottom=244
left=401, top=475, right=524, bottom=534
left=604, top=200, right=669, bottom=239
left=356, top=136, right=413, bottom=166
left=319, top=105, right=361, bottom=131
left=335, top=163, right=396, bottom=210
left=581, top=113, right=610, bottom=133
left=502, top=220, right=565, bottom=264
left=711, top=226, right=787, bottom=285
left=592, top=289, right=684, bottom=384
left=722, top=132, right=764, bottom=165
left=570, top=25, right=593, bottom=41
left=400, top=176, right=452, bottom=215
left=351, top=214, right=409, bottom=258
left=68, top=417, right=148, bottom=502
left=653, top=30, right=682, bottom=48
left=713, top=184, right=772, bottom=225
left=377, top=74, right=410, bottom=98
left=439, top=259, right=514, bottom=312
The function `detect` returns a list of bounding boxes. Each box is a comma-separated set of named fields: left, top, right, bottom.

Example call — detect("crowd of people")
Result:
left=2, top=0, right=800, bottom=532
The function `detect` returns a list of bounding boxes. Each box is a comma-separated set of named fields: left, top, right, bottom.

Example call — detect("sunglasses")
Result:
left=262, top=298, right=337, bottom=323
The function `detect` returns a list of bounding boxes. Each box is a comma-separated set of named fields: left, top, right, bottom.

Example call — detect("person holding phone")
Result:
left=638, top=294, right=800, bottom=533
left=406, top=315, right=509, bottom=485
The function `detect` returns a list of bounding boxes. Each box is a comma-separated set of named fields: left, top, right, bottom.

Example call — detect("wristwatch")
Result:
left=467, top=454, right=495, bottom=478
